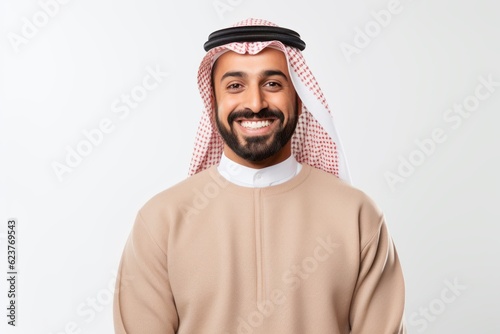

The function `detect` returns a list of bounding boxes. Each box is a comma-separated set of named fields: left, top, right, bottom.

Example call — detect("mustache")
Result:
left=227, top=108, right=285, bottom=125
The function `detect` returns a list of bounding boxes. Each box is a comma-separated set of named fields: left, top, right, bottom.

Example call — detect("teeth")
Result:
left=240, top=120, right=272, bottom=129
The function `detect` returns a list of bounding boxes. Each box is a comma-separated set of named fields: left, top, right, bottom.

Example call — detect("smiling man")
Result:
left=114, top=18, right=406, bottom=334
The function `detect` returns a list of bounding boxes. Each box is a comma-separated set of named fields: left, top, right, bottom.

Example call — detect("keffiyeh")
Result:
left=188, top=18, right=351, bottom=183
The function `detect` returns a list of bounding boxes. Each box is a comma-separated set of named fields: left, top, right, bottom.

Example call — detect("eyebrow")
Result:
left=262, top=70, right=288, bottom=81
left=220, top=70, right=289, bottom=83
left=220, top=71, right=245, bottom=82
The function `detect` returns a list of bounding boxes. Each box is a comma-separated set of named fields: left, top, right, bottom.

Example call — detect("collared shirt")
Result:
left=217, top=153, right=302, bottom=188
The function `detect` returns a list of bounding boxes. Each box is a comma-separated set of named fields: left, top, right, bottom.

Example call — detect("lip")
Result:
left=234, top=116, right=277, bottom=122
left=233, top=118, right=279, bottom=136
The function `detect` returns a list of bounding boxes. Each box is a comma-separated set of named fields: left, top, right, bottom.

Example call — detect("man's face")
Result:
left=212, top=48, right=299, bottom=166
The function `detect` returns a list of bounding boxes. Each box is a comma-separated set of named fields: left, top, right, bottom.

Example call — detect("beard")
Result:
left=215, top=102, right=299, bottom=162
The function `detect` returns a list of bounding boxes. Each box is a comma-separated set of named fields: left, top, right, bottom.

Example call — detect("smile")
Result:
left=239, top=120, right=274, bottom=129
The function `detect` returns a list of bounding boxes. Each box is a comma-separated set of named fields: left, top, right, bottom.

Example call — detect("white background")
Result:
left=1, top=0, right=499, bottom=333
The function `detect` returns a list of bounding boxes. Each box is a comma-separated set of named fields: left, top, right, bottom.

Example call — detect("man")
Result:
left=114, top=18, right=406, bottom=334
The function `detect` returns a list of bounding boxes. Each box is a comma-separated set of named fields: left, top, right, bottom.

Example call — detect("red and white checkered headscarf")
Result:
left=189, top=18, right=351, bottom=183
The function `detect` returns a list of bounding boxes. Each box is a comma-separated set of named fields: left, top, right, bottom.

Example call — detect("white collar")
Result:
left=217, top=153, right=302, bottom=188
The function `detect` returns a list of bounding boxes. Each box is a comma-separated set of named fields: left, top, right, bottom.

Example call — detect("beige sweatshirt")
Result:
left=113, top=164, right=406, bottom=333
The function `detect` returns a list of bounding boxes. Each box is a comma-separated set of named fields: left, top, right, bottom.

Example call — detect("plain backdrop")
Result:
left=1, top=0, right=499, bottom=333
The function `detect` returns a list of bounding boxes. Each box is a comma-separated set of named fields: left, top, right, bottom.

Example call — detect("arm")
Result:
left=349, top=208, right=406, bottom=333
left=113, top=211, right=179, bottom=334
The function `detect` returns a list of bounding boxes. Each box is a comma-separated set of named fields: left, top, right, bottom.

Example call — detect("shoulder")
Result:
left=138, top=167, right=215, bottom=223
left=305, top=165, right=385, bottom=235
left=306, top=165, right=381, bottom=214
left=306, top=164, right=387, bottom=246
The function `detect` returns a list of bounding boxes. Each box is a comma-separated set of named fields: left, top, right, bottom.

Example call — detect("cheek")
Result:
left=216, top=96, right=239, bottom=119
left=270, top=94, right=296, bottom=119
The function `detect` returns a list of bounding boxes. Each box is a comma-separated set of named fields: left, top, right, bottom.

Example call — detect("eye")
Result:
left=227, top=83, right=243, bottom=90
left=264, top=81, right=282, bottom=91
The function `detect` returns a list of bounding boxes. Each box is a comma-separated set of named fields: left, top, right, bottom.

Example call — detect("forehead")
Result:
left=212, top=47, right=289, bottom=78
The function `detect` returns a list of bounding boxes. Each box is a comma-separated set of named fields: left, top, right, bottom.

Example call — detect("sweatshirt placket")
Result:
left=253, top=188, right=265, bottom=304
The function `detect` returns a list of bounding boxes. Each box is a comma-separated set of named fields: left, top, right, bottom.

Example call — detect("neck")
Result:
left=223, top=142, right=292, bottom=169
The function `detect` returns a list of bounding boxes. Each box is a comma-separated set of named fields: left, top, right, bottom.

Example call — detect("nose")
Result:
left=243, top=85, right=268, bottom=113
